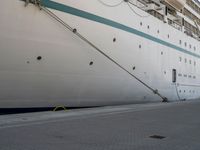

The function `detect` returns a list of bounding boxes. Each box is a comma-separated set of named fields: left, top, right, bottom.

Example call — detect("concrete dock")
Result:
left=0, top=100, right=200, bottom=150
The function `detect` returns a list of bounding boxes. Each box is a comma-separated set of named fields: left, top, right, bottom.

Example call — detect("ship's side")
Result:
left=0, top=0, right=200, bottom=108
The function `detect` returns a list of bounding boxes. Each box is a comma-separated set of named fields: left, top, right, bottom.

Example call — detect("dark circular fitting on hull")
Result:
left=89, top=61, right=94, bottom=66
left=37, top=56, right=42, bottom=61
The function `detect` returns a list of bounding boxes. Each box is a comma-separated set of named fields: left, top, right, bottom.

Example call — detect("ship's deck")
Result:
left=0, top=100, right=200, bottom=150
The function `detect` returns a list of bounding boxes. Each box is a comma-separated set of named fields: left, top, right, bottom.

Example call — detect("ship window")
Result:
left=140, top=22, right=142, bottom=26
left=157, top=30, right=160, bottom=34
left=189, top=44, right=192, bottom=49
left=189, top=60, right=192, bottom=64
left=161, top=51, right=163, bottom=55
left=178, top=73, right=182, bottom=77
left=189, top=75, right=192, bottom=78
left=139, top=45, right=141, bottom=48
left=168, top=34, right=170, bottom=38
left=179, top=57, right=182, bottom=62
left=184, top=74, right=187, bottom=77
left=194, top=61, right=196, bottom=66
left=179, top=40, right=182, bottom=45
left=185, top=42, right=187, bottom=47
left=147, top=25, right=150, bottom=29
left=193, top=76, right=196, bottom=79
left=194, top=46, right=196, bottom=51
left=185, top=58, right=187, bottom=63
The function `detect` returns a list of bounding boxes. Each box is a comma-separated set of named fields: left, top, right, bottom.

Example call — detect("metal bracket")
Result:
left=162, top=97, right=168, bottom=102
left=153, top=89, right=158, bottom=94
left=24, top=0, right=41, bottom=7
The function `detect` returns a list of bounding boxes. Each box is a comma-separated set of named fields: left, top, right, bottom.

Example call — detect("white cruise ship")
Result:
left=0, top=0, right=200, bottom=108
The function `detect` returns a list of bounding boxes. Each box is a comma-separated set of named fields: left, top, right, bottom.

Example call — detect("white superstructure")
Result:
left=0, top=0, right=200, bottom=108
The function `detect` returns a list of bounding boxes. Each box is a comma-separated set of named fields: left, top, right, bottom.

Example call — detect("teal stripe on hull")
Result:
left=41, top=0, right=200, bottom=59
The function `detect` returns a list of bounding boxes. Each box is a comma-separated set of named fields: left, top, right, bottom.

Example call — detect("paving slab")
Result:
left=0, top=100, right=200, bottom=150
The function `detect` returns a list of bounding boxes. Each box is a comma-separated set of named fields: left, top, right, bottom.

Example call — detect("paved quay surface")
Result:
left=0, top=100, right=200, bottom=150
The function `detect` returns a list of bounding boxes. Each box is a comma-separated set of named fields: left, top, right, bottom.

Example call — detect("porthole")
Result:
left=89, top=61, right=94, bottom=66
left=37, top=56, right=42, bottom=61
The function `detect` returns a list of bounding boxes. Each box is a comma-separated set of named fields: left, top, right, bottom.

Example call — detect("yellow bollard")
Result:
left=53, top=106, right=67, bottom=112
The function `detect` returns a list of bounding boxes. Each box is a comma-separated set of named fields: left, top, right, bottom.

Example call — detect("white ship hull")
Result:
left=0, top=0, right=200, bottom=108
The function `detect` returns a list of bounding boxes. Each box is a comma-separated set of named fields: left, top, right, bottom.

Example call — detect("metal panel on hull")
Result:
left=0, top=0, right=200, bottom=108
left=0, top=0, right=163, bottom=108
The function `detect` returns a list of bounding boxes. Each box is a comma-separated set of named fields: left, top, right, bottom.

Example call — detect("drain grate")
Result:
left=149, top=135, right=166, bottom=139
